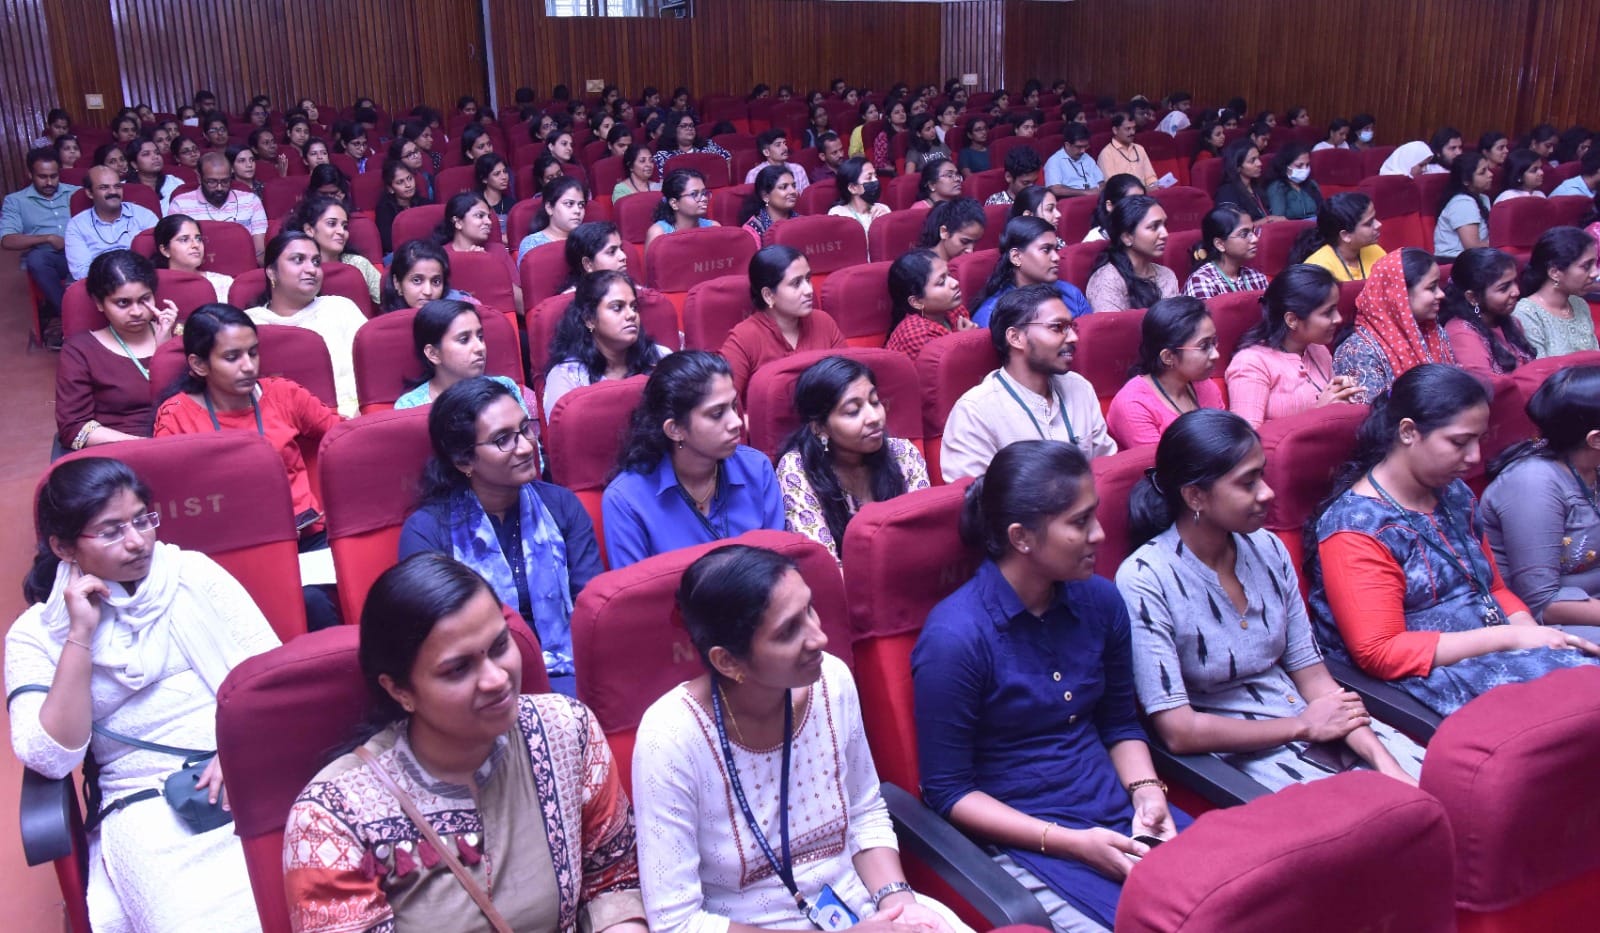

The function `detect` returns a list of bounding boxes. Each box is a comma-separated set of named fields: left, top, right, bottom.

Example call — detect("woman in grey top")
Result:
left=1483, top=366, right=1600, bottom=634
left=1509, top=227, right=1600, bottom=358
left=1115, top=410, right=1423, bottom=791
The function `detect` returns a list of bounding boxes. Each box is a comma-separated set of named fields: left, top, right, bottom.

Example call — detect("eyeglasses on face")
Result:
left=1021, top=319, right=1078, bottom=336
left=1172, top=337, right=1219, bottom=353
left=478, top=420, right=538, bottom=453
left=80, top=512, right=161, bottom=544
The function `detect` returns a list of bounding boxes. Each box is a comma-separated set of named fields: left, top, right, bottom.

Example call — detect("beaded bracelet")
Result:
left=1126, top=778, right=1168, bottom=795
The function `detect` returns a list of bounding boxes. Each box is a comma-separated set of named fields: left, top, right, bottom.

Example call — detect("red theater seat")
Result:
left=867, top=205, right=930, bottom=263
left=433, top=164, right=477, bottom=198
left=1090, top=444, right=1159, bottom=578
left=1255, top=219, right=1311, bottom=278
left=228, top=264, right=375, bottom=318
left=1117, top=773, right=1456, bottom=933
left=1488, top=196, right=1554, bottom=263
left=796, top=178, right=838, bottom=216
left=1310, top=147, right=1364, bottom=194
left=950, top=248, right=997, bottom=315
left=1361, top=146, right=1397, bottom=177
left=1422, top=666, right=1600, bottom=931
left=389, top=204, right=446, bottom=252
left=1206, top=288, right=1266, bottom=367
left=964, top=168, right=1008, bottom=205
left=1060, top=240, right=1107, bottom=291
left=544, top=376, right=647, bottom=559
left=819, top=261, right=894, bottom=347
left=616, top=188, right=661, bottom=245
left=316, top=408, right=431, bottom=622
left=663, top=150, right=732, bottom=188
left=148, top=324, right=338, bottom=411
left=214, top=620, right=549, bottom=933
left=447, top=249, right=518, bottom=319
left=1073, top=307, right=1146, bottom=408
left=1360, top=174, right=1429, bottom=252
left=1548, top=194, right=1592, bottom=229
left=1058, top=196, right=1097, bottom=244
left=915, top=328, right=997, bottom=482
left=769, top=214, right=868, bottom=296
left=260, top=175, right=305, bottom=219
left=571, top=529, right=849, bottom=791
left=351, top=306, right=522, bottom=412
left=745, top=348, right=921, bottom=458
left=682, top=274, right=753, bottom=351
left=517, top=239, right=569, bottom=310
left=1257, top=402, right=1367, bottom=572
left=1483, top=351, right=1600, bottom=466
left=131, top=219, right=258, bottom=276
left=1152, top=185, right=1212, bottom=233
left=1190, top=157, right=1223, bottom=198
left=884, top=173, right=921, bottom=211
left=644, top=225, right=758, bottom=326
left=1156, top=228, right=1202, bottom=283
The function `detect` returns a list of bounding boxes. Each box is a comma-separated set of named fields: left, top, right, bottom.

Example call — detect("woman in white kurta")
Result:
left=632, top=545, right=967, bottom=933
left=5, top=458, right=278, bottom=933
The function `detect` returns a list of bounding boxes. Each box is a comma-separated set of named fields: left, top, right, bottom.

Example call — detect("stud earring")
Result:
left=676, top=439, right=685, bottom=449
left=820, top=435, right=830, bottom=451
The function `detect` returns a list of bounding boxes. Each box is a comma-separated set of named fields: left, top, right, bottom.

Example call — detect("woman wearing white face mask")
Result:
left=1266, top=144, right=1324, bottom=221
left=1349, top=115, right=1377, bottom=152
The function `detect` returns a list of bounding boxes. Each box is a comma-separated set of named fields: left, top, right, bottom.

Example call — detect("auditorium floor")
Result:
left=0, top=253, right=79, bottom=932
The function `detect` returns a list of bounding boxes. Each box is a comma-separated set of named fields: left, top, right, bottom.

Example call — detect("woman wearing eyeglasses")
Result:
left=7, top=457, right=278, bottom=933
left=1106, top=296, right=1225, bottom=448
left=399, top=376, right=602, bottom=697
left=651, top=111, right=732, bottom=178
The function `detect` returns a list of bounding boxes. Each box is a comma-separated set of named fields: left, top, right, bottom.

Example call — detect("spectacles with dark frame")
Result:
left=1020, top=319, right=1079, bottom=336
left=1172, top=337, right=1219, bottom=353
left=478, top=420, right=539, bottom=454
left=80, top=512, right=161, bottom=545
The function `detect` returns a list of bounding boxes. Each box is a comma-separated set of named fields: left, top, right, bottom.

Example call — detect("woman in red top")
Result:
left=719, top=245, right=846, bottom=398
left=153, top=305, right=340, bottom=543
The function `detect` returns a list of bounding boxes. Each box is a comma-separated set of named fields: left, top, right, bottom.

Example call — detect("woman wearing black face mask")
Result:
left=829, top=157, right=891, bottom=237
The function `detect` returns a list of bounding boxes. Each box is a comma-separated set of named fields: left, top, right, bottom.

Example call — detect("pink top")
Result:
left=1586, top=222, right=1600, bottom=255
left=1223, top=343, right=1335, bottom=429
left=1105, top=374, right=1225, bottom=448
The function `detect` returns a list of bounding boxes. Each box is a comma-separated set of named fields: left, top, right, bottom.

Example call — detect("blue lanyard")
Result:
left=1367, top=473, right=1503, bottom=625
left=711, top=683, right=806, bottom=912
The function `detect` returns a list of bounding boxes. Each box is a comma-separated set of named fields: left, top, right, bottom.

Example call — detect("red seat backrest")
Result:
left=682, top=273, right=753, bottom=351
left=1205, top=289, right=1266, bottom=364
left=506, top=196, right=545, bottom=249
left=667, top=150, right=732, bottom=188
left=261, top=175, right=304, bottom=220
left=350, top=306, right=521, bottom=411
left=346, top=215, right=383, bottom=265
left=950, top=248, right=997, bottom=312
left=447, top=249, right=517, bottom=314
left=1118, top=772, right=1456, bottom=933
left=1190, top=158, right=1224, bottom=198
left=317, top=408, right=432, bottom=622
left=964, top=168, right=1008, bottom=205
left=1488, top=197, right=1556, bottom=252
left=228, top=264, right=374, bottom=318
left=1090, top=444, right=1159, bottom=577
left=390, top=204, right=446, bottom=252
left=1484, top=351, right=1600, bottom=466
left=517, top=239, right=570, bottom=309
left=1152, top=185, right=1212, bottom=233
left=1541, top=161, right=1584, bottom=195
left=132, top=220, right=258, bottom=276
left=819, top=261, right=893, bottom=344
left=545, top=376, right=646, bottom=493
left=1255, top=219, right=1312, bottom=278
left=1549, top=195, right=1593, bottom=229
left=1258, top=403, right=1369, bottom=570
left=572, top=529, right=848, bottom=790
left=216, top=618, right=548, bottom=933
left=866, top=205, right=930, bottom=263
left=644, top=225, right=758, bottom=294
left=1061, top=239, right=1108, bottom=291
left=1360, top=146, right=1396, bottom=177
left=62, top=268, right=220, bottom=338
left=1415, top=173, right=1451, bottom=218
left=148, top=324, right=338, bottom=409
left=349, top=170, right=385, bottom=213
left=745, top=348, right=922, bottom=458
left=842, top=481, right=977, bottom=790
left=1074, top=307, right=1146, bottom=403
left=1310, top=148, right=1363, bottom=190
left=50, top=434, right=306, bottom=641
left=616, top=188, right=660, bottom=245
left=708, top=184, right=752, bottom=227
left=589, top=155, right=627, bottom=197
left=1359, top=175, right=1428, bottom=252
left=1058, top=194, right=1098, bottom=244
left=795, top=178, right=838, bottom=216
left=884, top=173, right=921, bottom=211
left=768, top=214, right=868, bottom=276
left=433, top=164, right=477, bottom=199
left=914, top=328, right=996, bottom=481
left=1158, top=229, right=1202, bottom=282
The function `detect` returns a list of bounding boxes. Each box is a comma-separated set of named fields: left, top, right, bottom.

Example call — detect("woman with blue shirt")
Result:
left=601, top=351, right=783, bottom=568
left=971, top=216, right=1093, bottom=328
left=912, top=440, right=1189, bottom=933
left=398, top=376, right=601, bottom=696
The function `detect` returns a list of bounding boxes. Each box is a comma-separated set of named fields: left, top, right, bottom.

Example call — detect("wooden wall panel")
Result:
left=1004, top=0, right=1597, bottom=147
left=485, top=0, right=943, bottom=105
left=941, top=0, right=1005, bottom=92
left=0, top=0, right=64, bottom=192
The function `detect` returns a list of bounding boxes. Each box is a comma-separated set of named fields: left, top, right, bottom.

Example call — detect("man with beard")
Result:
left=939, top=283, right=1116, bottom=481
left=168, top=152, right=267, bottom=261
left=64, top=166, right=157, bottom=280
left=810, top=132, right=846, bottom=184
left=2, top=148, right=79, bottom=338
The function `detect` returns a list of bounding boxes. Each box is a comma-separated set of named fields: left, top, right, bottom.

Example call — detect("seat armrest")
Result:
left=19, top=769, right=78, bottom=866
left=881, top=782, right=1051, bottom=929
left=1323, top=657, right=1441, bottom=743
left=1149, top=743, right=1272, bottom=807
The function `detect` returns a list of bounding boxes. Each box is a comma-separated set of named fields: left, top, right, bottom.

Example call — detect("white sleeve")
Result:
left=4, top=609, right=91, bottom=779
left=833, top=659, right=898, bottom=854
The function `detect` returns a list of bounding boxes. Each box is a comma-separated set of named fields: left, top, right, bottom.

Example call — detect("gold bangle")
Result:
left=1039, top=821, right=1054, bottom=853
left=64, top=636, right=92, bottom=653
left=71, top=420, right=102, bottom=451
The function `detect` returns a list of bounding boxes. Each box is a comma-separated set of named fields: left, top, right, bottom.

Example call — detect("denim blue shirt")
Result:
left=972, top=279, right=1092, bottom=329
left=0, top=183, right=79, bottom=239
left=601, top=444, right=784, bottom=568
left=65, top=202, right=159, bottom=279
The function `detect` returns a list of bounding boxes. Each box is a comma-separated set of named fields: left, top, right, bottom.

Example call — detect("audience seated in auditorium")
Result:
left=7, top=458, right=277, bottom=933
left=942, top=284, right=1114, bottom=481
left=1494, top=149, right=1548, bottom=205
left=153, top=214, right=233, bottom=302
left=1313, top=118, right=1352, bottom=152
left=1265, top=144, right=1323, bottom=221
left=1309, top=364, right=1600, bottom=717
left=474, top=153, right=517, bottom=235
left=65, top=166, right=158, bottom=281
left=1438, top=247, right=1534, bottom=377
left=398, top=379, right=600, bottom=694
left=56, top=250, right=176, bottom=450
left=957, top=115, right=991, bottom=176
left=518, top=176, right=588, bottom=261
left=915, top=158, right=964, bottom=210
left=434, top=192, right=521, bottom=310
left=1212, top=141, right=1280, bottom=223
left=602, top=351, right=783, bottom=568
left=1511, top=226, right=1599, bottom=357
left=744, top=128, right=810, bottom=194
left=1183, top=204, right=1271, bottom=299
left=740, top=165, right=799, bottom=245
left=1107, top=296, right=1225, bottom=447
left=169, top=153, right=268, bottom=262
left=1292, top=193, right=1385, bottom=282
left=1433, top=152, right=1494, bottom=259
left=244, top=230, right=367, bottom=416
left=1117, top=409, right=1424, bottom=790
left=645, top=169, right=718, bottom=250
left=556, top=221, right=630, bottom=293
left=1010, top=186, right=1061, bottom=229
left=973, top=216, right=1091, bottom=327
left=1482, top=368, right=1600, bottom=634
left=776, top=356, right=929, bottom=558
left=614, top=143, right=661, bottom=202
left=653, top=111, right=732, bottom=178
left=374, top=161, right=429, bottom=255
left=1225, top=264, right=1360, bottom=428
left=1333, top=248, right=1453, bottom=401
left=1097, top=111, right=1158, bottom=188
left=395, top=300, right=533, bottom=414
left=379, top=240, right=464, bottom=313
left=1043, top=124, right=1104, bottom=201
left=290, top=195, right=382, bottom=303
left=634, top=545, right=964, bottom=933
left=872, top=98, right=910, bottom=176
left=1553, top=147, right=1600, bottom=199
left=918, top=197, right=986, bottom=264
left=1083, top=174, right=1147, bottom=243
left=721, top=245, right=846, bottom=397
left=543, top=271, right=670, bottom=419
left=885, top=249, right=973, bottom=362
left=2, top=147, right=77, bottom=334
left=126, top=138, right=182, bottom=212
left=827, top=157, right=891, bottom=237
left=915, top=440, right=1191, bottom=933
left=905, top=114, right=954, bottom=177
left=986, top=146, right=1043, bottom=208
left=286, top=553, right=643, bottom=930
left=1086, top=195, right=1180, bottom=313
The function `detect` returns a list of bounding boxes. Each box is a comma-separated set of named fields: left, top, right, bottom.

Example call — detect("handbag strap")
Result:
left=355, top=746, right=514, bottom=933
left=8, top=683, right=211, bottom=762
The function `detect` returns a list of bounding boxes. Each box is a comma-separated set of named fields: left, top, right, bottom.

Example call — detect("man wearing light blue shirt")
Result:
left=1043, top=124, right=1104, bottom=200
left=1, top=147, right=78, bottom=312
left=1551, top=149, right=1600, bottom=200
left=64, top=166, right=157, bottom=280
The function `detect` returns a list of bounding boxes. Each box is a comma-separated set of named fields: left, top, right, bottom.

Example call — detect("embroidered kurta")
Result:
left=776, top=438, right=930, bottom=558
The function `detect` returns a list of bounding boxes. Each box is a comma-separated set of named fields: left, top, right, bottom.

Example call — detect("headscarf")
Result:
left=1353, top=251, right=1453, bottom=376
left=1378, top=141, right=1434, bottom=177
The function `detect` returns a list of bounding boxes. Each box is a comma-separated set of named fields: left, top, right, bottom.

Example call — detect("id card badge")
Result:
left=807, top=885, right=860, bottom=930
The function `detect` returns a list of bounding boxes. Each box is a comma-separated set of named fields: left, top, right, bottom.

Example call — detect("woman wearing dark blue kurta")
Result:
left=912, top=440, right=1190, bottom=932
